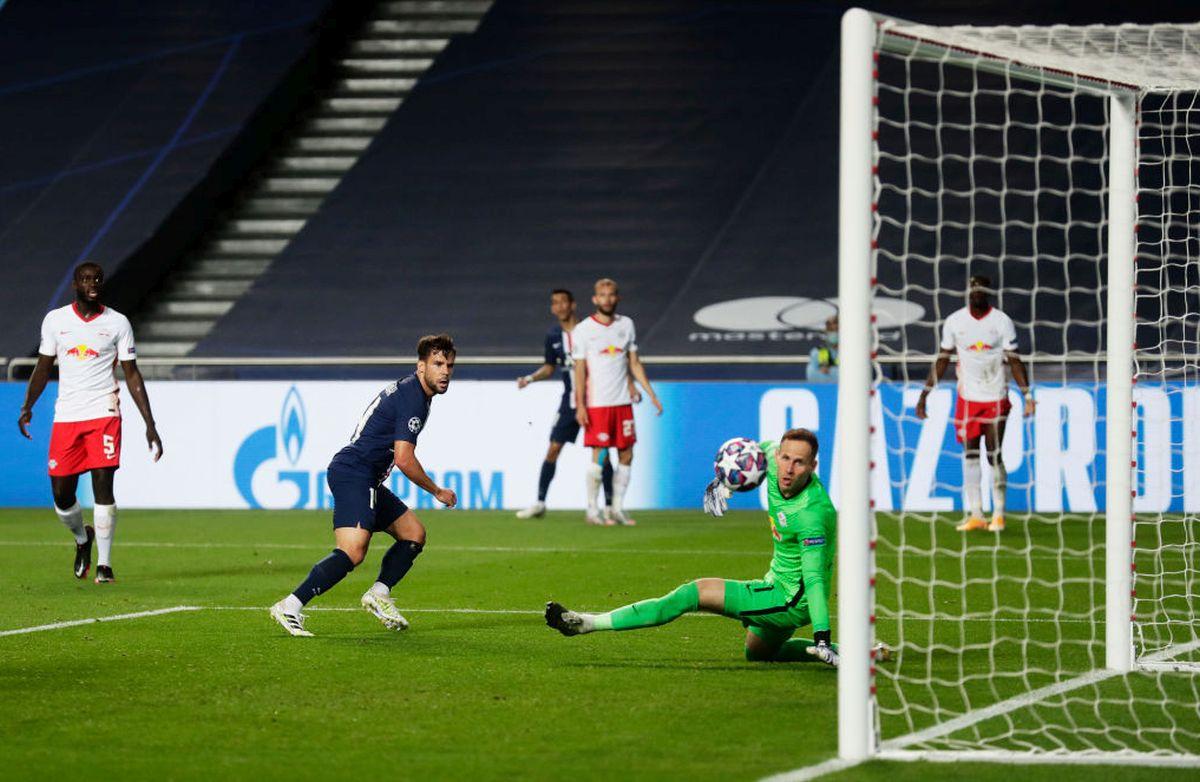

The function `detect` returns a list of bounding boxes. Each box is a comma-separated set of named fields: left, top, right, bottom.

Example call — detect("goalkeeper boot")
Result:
left=94, top=565, right=115, bottom=584
left=516, top=501, right=546, bottom=519
left=361, top=589, right=409, bottom=631
left=956, top=515, right=988, bottom=532
left=544, top=601, right=589, bottom=636
left=987, top=513, right=1005, bottom=532
left=74, top=525, right=94, bottom=579
left=270, top=600, right=313, bottom=637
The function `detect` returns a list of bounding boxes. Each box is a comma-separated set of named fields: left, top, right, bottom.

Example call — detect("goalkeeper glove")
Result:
left=806, top=630, right=839, bottom=668
left=702, top=479, right=731, bottom=517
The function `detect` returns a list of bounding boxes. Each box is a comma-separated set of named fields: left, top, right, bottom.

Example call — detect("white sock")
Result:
left=369, top=581, right=390, bottom=598
left=55, top=501, right=87, bottom=544
left=585, top=462, right=603, bottom=512
left=613, top=464, right=632, bottom=513
left=963, top=457, right=982, bottom=518
left=283, top=594, right=304, bottom=614
left=94, top=504, right=116, bottom=567
left=991, top=459, right=1007, bottom=517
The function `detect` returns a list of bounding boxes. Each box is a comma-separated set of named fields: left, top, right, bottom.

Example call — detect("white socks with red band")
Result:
left=94, top=504, right=116, bottom=567
left=55, top=501, right=87, bottom=544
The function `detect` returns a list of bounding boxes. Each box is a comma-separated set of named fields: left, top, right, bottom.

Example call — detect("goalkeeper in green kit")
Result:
left=546, top=428, right=872, bottom=666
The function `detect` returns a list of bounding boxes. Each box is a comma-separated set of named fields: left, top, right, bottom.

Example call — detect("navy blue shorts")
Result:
left=549, top=406, right=581, bottom=444
left=327, top=467, right=409, bottom=533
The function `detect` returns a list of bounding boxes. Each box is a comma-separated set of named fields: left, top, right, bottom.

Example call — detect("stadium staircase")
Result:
left=133, top=0, right=492, bottom=358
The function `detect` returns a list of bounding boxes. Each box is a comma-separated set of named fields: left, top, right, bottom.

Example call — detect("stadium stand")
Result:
left=0, top=0, right=338, bottom=360
left=194, top=1, right=844, bottom=358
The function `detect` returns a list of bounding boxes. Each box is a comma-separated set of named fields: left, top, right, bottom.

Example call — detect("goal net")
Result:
left=839, top=10, right=1200, bottom=766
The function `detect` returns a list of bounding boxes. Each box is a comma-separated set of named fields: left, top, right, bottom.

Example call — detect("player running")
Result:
left=514, top=288, right=616, bottom=519
left=571, top=278, right=662, bottom=526
left=17, top=262, right=162, bottom=583
left=916, top=275, right=1035, bottom=532
left=546, top=429, right=886, bottom=665
left=270, top=334, right=458, bottom=637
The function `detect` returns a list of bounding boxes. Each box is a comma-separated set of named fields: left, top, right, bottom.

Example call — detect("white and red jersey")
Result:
left=39, top=303, right=136, bottom=422
left=571, top=314, right=637, bottom=407
left=939, top=305, right=1018, bottom=402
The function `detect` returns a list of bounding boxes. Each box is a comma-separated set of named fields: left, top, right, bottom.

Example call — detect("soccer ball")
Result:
left=714, top=437, right=767, bottom=492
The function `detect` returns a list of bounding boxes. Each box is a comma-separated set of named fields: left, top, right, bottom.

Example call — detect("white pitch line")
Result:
left=0, top=540, right=765, bottom=556
left=759, top=637, right=1200, bottom=781
left=0, top=539, right=1101, bottom=561
left=0, top=606, right=200, bottom=637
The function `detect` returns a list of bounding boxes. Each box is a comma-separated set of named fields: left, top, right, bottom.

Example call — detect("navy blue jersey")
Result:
left=329, top=373, right=432, bottom=484
left=545, top=324, right=574, bottom=409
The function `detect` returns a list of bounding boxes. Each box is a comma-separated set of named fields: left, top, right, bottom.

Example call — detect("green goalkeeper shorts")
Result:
left=722, top=578, right=812, bottom=640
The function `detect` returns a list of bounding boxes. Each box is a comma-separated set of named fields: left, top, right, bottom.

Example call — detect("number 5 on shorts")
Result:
left=103, top=434, right=116, bottom=459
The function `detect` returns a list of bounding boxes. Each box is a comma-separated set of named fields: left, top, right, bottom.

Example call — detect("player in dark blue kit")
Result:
left=270, top=334, right=458, bottom=637
left=514, top=289, right=615, bottom=519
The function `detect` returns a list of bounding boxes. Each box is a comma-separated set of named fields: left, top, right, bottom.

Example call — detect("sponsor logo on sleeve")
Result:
left=408, top=416, right=423, bottom=434
left=802, top=536, right=826, bottom=546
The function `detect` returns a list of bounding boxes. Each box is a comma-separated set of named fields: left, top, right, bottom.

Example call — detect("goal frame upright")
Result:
left=836, top=6, right=1138, bottom=762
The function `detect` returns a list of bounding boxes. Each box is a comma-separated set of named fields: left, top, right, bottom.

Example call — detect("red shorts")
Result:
left=48, top=417, right=121, bottom=476
left=584, top=405, right=636, bottom=449
left=953, top=397, right=1011, bottom=444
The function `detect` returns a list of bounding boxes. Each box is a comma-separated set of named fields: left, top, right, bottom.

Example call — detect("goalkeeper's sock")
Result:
left=292, top=549, right=355, bottom=605
left=54, top=501, right=88, bottom=544
left=963, top=455, right=983, bottom=517
left=991, top=459, right=1007, bottom=516
left=585, top=462, right=603, bottom=514
left=601, top=457, right=614, bottom=507
left=374, top=539, right=423, bottom=590
left=93, top=504, right=116, bottom=567
left=537, top=460, right=556, bottom=502
left=594, top=581, right=699, bottom=631
left=612, top=464, right=632, bottom=514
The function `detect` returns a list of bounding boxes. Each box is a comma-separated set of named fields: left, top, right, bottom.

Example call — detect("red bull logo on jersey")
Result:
left=64, top=344, right=100, bottom=359
left=966, top=341, right=993, bottom=352
left=601, top=344, right=624, bottom=356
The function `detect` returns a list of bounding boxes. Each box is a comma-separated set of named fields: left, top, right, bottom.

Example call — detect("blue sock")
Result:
left=377, top=540, right=424, bottom=589
left=292, top=549, right=354, bottom=605
left=601, top=458, right=614, bottom=506
left=537, top=460, right=556, bottom=502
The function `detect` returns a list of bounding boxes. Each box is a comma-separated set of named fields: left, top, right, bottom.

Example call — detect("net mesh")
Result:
left=868, top=17, right=1200, bottom=759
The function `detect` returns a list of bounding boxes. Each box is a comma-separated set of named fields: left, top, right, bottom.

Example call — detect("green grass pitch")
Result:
left=0, top=508, right=1195, bottom=781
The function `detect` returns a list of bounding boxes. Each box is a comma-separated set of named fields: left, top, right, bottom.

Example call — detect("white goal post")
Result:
left=837, top=7, right=1200, bottom=767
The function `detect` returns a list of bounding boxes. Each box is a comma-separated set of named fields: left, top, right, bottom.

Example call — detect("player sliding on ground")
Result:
left=546, top=428, right=886, bottom=665
left=270, top=334, right=458, bottom=637
left=916, top=275, right=1035, bottom=533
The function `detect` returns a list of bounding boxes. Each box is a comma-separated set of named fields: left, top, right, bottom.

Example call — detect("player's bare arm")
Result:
left=394, top=439, right=456, bottom=507
left=518, top=363, right=556, bottom=389
left=17, top=354, right=55, bottom=438
left=120, top=359, right=162, bottom=460
left=916, top=348, right=952, bottom=420
left=574, top=359, right=589, bottom=427
left=1006, top=352, right=1036, bottom=416
left=627, top=351, right=662, bottom=415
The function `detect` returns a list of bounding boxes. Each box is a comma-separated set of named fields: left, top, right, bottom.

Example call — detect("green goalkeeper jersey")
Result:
left=759, top=440, right=838, bottom=633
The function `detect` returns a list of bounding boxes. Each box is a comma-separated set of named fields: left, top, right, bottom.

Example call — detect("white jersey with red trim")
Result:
left=571, top=314, right=637, bottom=407
left=39, top=304, right=136, bottom=422
left=939, top=305, right=1018, bottom=402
